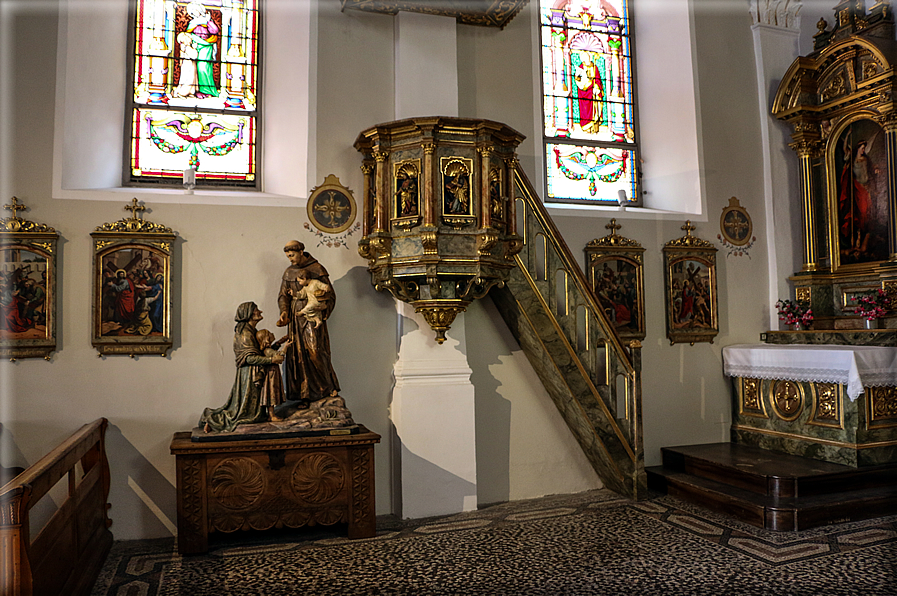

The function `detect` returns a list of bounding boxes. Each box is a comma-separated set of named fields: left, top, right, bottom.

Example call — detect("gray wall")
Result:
left=2, top=0, right=779, bottom=540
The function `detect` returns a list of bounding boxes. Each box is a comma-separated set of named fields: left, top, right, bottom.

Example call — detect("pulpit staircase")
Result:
left=490, top=168, right=646, bottom=500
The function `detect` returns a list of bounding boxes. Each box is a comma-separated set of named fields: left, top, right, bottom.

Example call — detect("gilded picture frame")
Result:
left=0, top=197, right=58, bottom=361
left=307, top=174, right=357, bottom=234
left=663, top=221, right=718, bottom=346
left=584, top=219, right=645, bottom=340
left=91, top=200, right=176, bottom=357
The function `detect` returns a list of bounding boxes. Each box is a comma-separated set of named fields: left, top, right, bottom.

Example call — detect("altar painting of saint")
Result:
left=833, top=119, right=889, bottom=267
left=0, top=249, right=49, bottom=340
left=669, top=259, right=713, bottom=330
left=99, top=247, right=167, bottom=338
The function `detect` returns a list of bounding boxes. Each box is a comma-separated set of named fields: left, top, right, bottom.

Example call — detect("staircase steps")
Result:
left=646, top=443, right=897, bottom=531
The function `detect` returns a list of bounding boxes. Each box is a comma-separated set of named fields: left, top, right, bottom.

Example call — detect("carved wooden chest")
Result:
left=170, top=426, right=380, bottom=554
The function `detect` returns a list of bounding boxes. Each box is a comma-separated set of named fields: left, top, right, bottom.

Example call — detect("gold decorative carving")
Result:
left=821, top=73, right=847, bottom=101
left=739, top=378, right=768, bottom=419
left=796, top=286, right=812, bottom=303
left=414, top=301, right=467, bottom=344
left=1, top=197, right=56, bottom=233
left=94, top=198, right=174, bottom=234
left=809, top=383, right=843, bottom=429
left=420, top=230, right=438, bottom=255
left=664, top=221, right=715, bottom=249
left=210, top=458, right=266, bottom=510
left=771, top=380, right=804, bottom=421
left=868, top=386, right=897, bottom=428
left=744, top=378, right=761, bottom=410
left=291, top=453, right=345, bottom=504
left=586, top=219, right=643, bottom=249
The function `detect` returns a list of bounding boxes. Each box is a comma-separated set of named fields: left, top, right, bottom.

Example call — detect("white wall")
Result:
left=2, top=0, right=798, bottom=541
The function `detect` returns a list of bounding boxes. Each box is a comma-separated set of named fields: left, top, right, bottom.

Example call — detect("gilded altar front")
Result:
left=724, top=344, right=897, bottom=466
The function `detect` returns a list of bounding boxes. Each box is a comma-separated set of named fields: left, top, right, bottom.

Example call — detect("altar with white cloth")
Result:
left=722, top=344, right=897, bottom=467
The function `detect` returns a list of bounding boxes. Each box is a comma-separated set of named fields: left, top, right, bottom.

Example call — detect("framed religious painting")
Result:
left=827, top=117, right=890, bottom=270
left=584, top=219, right=645, bottom=340
left=0, top=197, right=58, bottom=361
left=91, top=200, right=177, bottom=357
left=662, top=221, right=718, bottom=346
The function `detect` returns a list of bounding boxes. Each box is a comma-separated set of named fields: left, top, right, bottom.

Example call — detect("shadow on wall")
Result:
left=396, top=446, right=477, bottom=519
left=106, top=424, right=177, bottom=539
left=466, top=300, right=512, bottom=506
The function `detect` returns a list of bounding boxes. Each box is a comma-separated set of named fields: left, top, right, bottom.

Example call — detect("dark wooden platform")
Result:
left=646, top=443, right=897, bottom=531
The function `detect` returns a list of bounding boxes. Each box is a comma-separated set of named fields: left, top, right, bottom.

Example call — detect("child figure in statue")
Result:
left=256, top=328, right=291, bottom=421
left=293, top=269, right=330, bottom=329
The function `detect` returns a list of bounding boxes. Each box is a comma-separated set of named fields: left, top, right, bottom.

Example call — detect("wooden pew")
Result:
left=0, top=419, right=113, bottom=596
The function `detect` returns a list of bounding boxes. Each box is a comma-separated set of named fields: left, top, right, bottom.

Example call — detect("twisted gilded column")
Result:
left=790, top=139, right=823, bottom=271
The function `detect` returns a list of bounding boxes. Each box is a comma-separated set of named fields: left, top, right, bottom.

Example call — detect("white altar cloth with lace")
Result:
left=722, top=344, right=897, bottom=401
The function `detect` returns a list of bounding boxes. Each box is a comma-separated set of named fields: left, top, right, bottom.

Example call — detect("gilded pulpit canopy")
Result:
left=355, top=117, right=526, bottom=343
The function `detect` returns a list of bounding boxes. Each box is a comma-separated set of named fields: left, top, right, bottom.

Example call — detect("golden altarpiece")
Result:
left=721, top=1, right=897, bottom=468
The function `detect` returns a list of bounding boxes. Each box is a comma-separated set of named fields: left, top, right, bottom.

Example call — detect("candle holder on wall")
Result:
left=355, top=117, right=525, bottom=343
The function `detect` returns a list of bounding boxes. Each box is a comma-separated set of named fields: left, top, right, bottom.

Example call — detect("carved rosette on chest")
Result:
left=355, top=117, right=526, bottom=343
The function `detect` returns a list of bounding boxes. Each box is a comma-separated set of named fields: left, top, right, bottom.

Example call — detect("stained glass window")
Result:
left=540, top=0, right=638, bottom=205
left=128, top=0, right=260, bottom=188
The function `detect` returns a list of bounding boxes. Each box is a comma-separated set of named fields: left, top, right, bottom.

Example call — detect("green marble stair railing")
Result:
left=490, top=167, right=646, bottom=499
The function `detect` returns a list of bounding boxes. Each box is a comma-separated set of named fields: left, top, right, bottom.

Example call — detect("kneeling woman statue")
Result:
left=199, top=301, right=284, bottom=433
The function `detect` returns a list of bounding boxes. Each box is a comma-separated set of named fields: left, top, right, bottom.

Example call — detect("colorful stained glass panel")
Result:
left=133, top=0, right=259, bottom=111
left=130, top=108, right=256, bottom=183
left=130, top=0, right=260, bottom=187
left=540, top=0, right=638, bottom=205
left=545, top=142, right=636, bottom=204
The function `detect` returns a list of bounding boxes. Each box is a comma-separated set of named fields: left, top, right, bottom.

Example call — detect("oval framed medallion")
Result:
left=307, top=174, right=357, bottom=234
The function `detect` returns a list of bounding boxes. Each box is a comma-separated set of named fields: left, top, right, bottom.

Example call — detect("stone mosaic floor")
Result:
left=91, top=489, right=897, bottom=596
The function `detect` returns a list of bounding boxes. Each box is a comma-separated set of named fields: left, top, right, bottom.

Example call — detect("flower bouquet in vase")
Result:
left=851, top=289, right=891, bottom=329
left=776, top=299, right=813, bottom=331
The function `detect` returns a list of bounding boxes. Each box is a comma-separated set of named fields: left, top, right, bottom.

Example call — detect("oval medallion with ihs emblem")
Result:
left=291, top=453, right=345, bottom=504
left=210, top=458, right=266, bottom=510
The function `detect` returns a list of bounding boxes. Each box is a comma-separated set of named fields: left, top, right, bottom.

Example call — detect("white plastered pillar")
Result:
left=389, top=11, right=477, bottom=519
left=750, top=1, right=803, bottom=326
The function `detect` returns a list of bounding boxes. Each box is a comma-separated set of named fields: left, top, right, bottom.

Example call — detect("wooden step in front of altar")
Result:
left=646, top=443, right=897, bottom=531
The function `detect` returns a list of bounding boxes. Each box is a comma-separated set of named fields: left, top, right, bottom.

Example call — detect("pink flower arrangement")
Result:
left=776, top=299, right=813, bottom=327
left=851, top=289, right=891, bottom=321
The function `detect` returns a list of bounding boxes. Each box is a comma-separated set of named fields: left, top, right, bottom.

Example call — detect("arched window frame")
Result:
left=125, top=0, right=262, bottom=190
left=538, top=0, right=640, bottom=207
